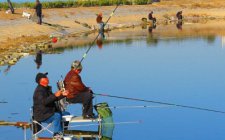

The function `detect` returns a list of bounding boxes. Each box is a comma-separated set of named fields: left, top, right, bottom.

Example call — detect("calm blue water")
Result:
left=1, top=36, right=225, bottom=140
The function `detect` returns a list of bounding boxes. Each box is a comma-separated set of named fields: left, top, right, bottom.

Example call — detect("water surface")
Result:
left=1, top=35, right=225, bottom=140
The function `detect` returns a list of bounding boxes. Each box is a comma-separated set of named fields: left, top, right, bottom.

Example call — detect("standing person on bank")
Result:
left=64, top=60, right=95, bottom=119
left=34, top=0, right=42, bottom=25
left=33, top=72, right=70, bottom=139
left=96, top=12, right=104, bottom=34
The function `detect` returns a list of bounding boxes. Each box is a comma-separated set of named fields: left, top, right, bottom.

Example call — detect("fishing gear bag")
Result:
left=94, top=102, right=112, bottom=118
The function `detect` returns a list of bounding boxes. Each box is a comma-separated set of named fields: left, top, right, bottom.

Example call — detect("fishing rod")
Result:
left=56, top=4, right=119, bottom=108
left=93, top=93, right=225, bottom=114
left=0, top=121, right=30, bottom=128
left=106, top=105, right=173, bottom=109
left=0, top=121, right=30, bottom=140
left=79, top=4, right=120, bottom=64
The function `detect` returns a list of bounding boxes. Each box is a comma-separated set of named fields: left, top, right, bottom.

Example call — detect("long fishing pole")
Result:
left=79, top=4, right=120, bottom=64
left=0, top=121, right=30, bottom=128
left=106, top=105, right=173, bottom=109
left=93, top=93, right=225, bottom=114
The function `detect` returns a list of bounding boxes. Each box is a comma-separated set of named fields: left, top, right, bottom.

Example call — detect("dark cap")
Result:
left=35, top=72, right=48, bottom=83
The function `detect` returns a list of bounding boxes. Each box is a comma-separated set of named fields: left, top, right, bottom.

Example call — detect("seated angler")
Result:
left=176, top=11, right=183, bottom=21
left=33, top=72, right=70, bottom=139
left=64, top=60, right=95, bottom=119
left=148, top=11, right=156, bottom=24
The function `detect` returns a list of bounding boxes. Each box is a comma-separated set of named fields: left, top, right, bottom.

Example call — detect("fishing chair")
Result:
left=30, top=107, right=54, bottom=140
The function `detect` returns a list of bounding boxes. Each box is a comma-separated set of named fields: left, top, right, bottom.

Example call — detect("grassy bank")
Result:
left=0, top=0, right=152, bottom=9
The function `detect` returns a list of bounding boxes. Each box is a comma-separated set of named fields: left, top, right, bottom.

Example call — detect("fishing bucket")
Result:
left=94, top=102, right=112, bottom=118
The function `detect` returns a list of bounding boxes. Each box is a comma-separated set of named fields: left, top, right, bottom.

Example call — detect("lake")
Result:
left=1, top=31, right=225, bottom=140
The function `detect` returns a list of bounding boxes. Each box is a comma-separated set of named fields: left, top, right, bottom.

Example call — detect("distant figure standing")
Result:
left=34, top=0, right=42, bottom=25
left=148, top=11, right=156, bottom=24
left=176, top=11, right=183, bottom=21
left=96, top=14, right=105, bottom=49
left=96, top=12, right=104, bottom=33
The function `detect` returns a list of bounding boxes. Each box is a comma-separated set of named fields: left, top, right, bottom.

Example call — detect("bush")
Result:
left=0, top=3, right=9, bottom=10
left=0, top=0, right=152, bottom=9
left=134, top=0, right=149, bottom=5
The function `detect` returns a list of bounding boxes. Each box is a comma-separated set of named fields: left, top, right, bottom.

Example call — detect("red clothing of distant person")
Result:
left=96, top=13, right=103, bottom=23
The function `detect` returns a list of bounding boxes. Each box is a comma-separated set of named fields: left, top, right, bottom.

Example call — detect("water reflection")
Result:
left=176, top=21, right=183, bottom=30
left=0, top=115, right=114, bottom=139
left=148, top=24, right=156, bottom=33
left=57, top=116, right=114, bottom=140
left=34, top=50, right=42, bottom=69
left=67, top=122, right=114, bottom=140
left=4, top=65, right=11, bottom=75
left=222, top=36, right=225, bottom=48
left=1, top=31, right=225, bottom=140
left=96, top=32, right=105, bottom=49
left=65, top=130, right=99, bottom=140
left=206, top=36, right=216, bottom=44
left=101, top=116, right=114, bottom=140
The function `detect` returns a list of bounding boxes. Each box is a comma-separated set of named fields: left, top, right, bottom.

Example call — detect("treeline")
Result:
left=0, top=0, right=152, bottom=9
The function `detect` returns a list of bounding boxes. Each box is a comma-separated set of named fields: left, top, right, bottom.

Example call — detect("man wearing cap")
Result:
left=33, top=72, right=69, bottom=139
left=64, top=60, right=94, bottom=119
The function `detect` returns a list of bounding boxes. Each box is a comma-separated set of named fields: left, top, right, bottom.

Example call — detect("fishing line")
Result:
left=94, top=93, right=225, bottom=114
left=67, top=120, right=141, bottom=128
left=106, top=105, right=173, bottom=109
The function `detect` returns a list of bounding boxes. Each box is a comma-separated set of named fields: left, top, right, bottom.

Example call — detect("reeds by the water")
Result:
left=0, top=0, right=152, bottom=9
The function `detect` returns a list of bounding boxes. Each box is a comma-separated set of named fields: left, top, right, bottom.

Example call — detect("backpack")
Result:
left=94, top=102, right=112, bottom=118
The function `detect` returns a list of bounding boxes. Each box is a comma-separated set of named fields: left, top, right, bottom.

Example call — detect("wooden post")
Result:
left=7, top=0, right=14, bottom=14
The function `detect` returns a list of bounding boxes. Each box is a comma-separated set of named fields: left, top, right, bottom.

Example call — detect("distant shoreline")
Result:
left=0, top=0, right=151, bottom=9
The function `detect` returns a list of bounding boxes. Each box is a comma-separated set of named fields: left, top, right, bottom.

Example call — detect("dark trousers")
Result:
left=37, top=14, right=42, bottom=25
left=67, top=92, right=93, bottom=116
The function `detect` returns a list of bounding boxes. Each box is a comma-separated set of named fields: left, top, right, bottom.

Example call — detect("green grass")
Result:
left=0, top=0, right=151, bottom=9
left=0, top=2, right=9, bottom=10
